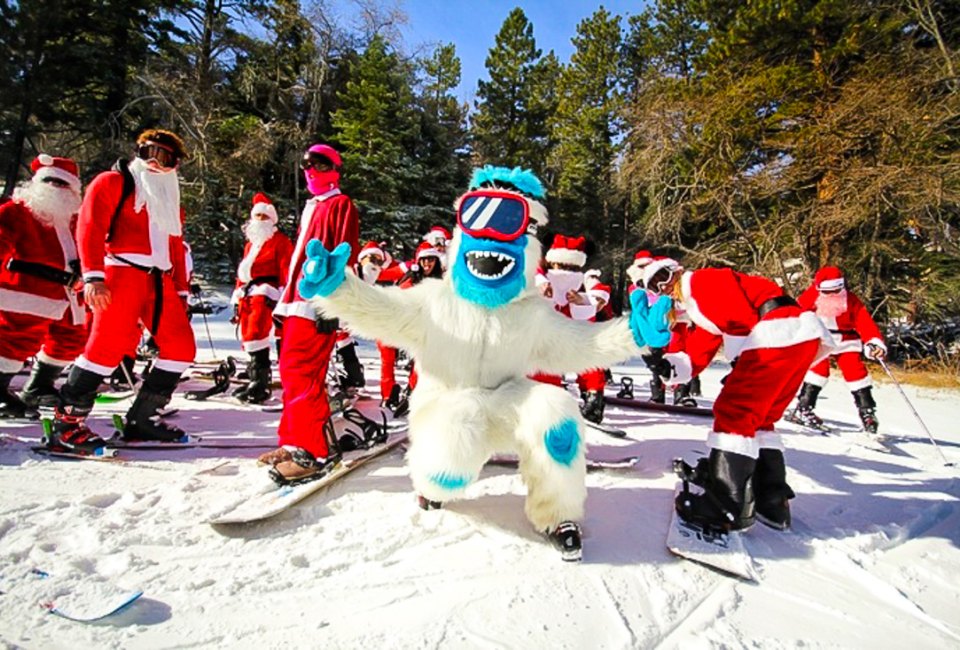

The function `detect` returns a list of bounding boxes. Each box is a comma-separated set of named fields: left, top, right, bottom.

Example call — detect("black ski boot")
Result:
left=235, top=348, right=272, bottom=404
left=391, top=385, right=411, bottom=418
left=384, top=384, right=402, bottom=410
left=20, top=360, right=65, bottom=411
left=580, top=390, right=605, bottom=424
left=122, top=369, right=186, bottom=442
left=787, top=382, right=826, bottom=430
left=643, top=348, right=667, bottom=403
left=46, top=367, right=107, bottom=454
left=337, top=342, right=365, bottom=389
left=853, top=387, right=878, bottom=433
left=0, top=371, right=34, bottom=419
left=672, top=382, right=698, bottom=408
left=753, top=448, right=796, bottom=530
left=689, top=375, right=702, bottom=397
left=547, top=521, right=583, bottom=562
left=674, top=449, right=756, bottom=532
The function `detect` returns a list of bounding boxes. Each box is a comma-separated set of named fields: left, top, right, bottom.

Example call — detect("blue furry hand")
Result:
left=298, top=240, right=351, bottom=299
left=628, top=291, right=673, bottom=349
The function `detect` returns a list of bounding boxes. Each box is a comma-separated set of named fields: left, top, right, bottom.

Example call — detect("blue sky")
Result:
left=394, top=1, right=650, bottom=102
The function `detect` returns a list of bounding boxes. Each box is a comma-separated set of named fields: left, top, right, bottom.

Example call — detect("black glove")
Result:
left=190, top=283, right=202, bottom=297
left=315, top=315, right=340, bottom=334
left=651, top=356, right=676, bottom=382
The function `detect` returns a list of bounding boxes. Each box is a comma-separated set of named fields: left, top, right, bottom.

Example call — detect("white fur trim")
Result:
left=706, top=432, right=760, bottom=459
left=625, top=264, right=644, bottom=285
left=246, top=283, right=281, bottom=302
left=273, top=302, right=316, bottom=320
left=740, top=311, right=834, bottom=355
left=545, top=248, right=586, bottom=267
left=242, top=337, right=272, bottom=353
left=846, top=375, right=873, bottom=391
left=335, top=336, right=355, bottom=350
left=818, top=278, right=845, bottom=291
left=358, top=245, right=385, bottom=262
left=756, top=430, right=785, bottom=451
left=251, top=203, right=278, bottom=222
left=680, top=271, right=722, bottom=335
left=832, top=338, right=863, bottom=354
left=528, top=198, right=548, bottom=226
left=641, top=258, right=679, bottom=290
left=0, top=288, right=67, bottom=320
left=36, top=349, right=71, bottom=367
left=34, top=165, right=81, bottom=192
left=588, top=288, right=610, bottom=304
left=0, top=356, right=24, bottom=373
left=663, top=352, right=693, bottom=385
left=417, top=246, right=441, bottom=261
left=83, top=271, right=105, bottom=282
left=804, top=371, right=829, bottom=388
left=75, top=355, right=115, bottom=376
left=153, top=359, right=192, bottom=373
left=569, top=301, right=597, bottom=321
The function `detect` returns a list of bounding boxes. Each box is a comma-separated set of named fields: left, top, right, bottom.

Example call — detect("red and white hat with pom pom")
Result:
left=545, top=234, right=587, bottom=267
left=31, top=154, right=81, bottom=192
left=250, top=192, right=278, bottom=222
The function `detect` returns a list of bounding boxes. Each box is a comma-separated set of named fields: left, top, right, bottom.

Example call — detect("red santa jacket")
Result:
left=77, top=169, right=189, bottom=294
left=676, top=268, right=834, bottom=377
left=275, top=188, right=360, bottom=320
left=797, top=285, right=883, bottom=354
left=232, top=231, right=295, bottom=304
left=0, top=200, right=84, bottom=324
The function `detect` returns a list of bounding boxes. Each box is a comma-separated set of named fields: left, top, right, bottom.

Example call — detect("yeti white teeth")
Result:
left=466, top=251, right=515, bottom=280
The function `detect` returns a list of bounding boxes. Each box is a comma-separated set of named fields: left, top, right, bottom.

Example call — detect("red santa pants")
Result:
left=377, top=342, right=398, bottom=400
left=531, top=369, right=606, bottom=392
left=277, top=315, right=337, bottom=458
left=0, top=309, right=88, bottom=371
left=79, top=266, right=195, bottom=374
left=710, top=339, right=821, bottom=453
left=237, top=295, right=275, bottom=353
left=806, top=351, right=871, bottom=391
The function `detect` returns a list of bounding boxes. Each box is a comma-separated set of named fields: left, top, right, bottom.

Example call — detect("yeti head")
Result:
left=448, top=166, right=548, bottom=309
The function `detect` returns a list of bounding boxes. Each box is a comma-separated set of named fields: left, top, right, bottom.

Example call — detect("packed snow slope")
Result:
left=1, top=300, right=959, bottom=649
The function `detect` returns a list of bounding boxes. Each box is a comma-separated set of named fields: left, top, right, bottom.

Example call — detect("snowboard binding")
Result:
left=616, top=376, right=634, bottom=400
left=337, top=407, right=389, bottom=451
left=185, top=357, right=237, bottom=401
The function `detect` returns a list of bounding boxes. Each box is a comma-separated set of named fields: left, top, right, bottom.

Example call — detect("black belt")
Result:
left=6, top=258, right=80, bottom=287
left=829, top=328, right=859, bottom=337
left=242, top=275, right=280, bottom=298
left=109, top=254, right=169, bottom=334
left=757, top=295, right=798, bottom=318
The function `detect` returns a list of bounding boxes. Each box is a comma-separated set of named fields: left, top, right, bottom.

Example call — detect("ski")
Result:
left=783, top=411, right=834, bottom=434
left=605, top=395, right=713, bottom=417
left=584, top=420, right=627, bottom=438
left=206, top=431, right=409, bottom=525
left=486, top=453, right=640, bottom=472
left=666, top=482, right=759, bottom=582
left=30, top=445, right=121, bottom=461
left=95, top=390, right=135, bottom=404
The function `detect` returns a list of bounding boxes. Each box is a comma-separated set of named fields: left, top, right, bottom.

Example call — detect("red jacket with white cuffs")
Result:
left=796, top=286, right=884, bottom=354
left=76, top=170, right=189, bottom=295
left=232, top=232, right=295, bottom=304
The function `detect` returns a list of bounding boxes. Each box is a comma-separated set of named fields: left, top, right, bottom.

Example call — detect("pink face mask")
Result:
left=815, top=289, right=848, bottom=318
left=305, top=169, right=340, bottom=195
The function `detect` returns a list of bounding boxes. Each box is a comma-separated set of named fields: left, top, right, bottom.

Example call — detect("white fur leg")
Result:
left=407, top=384, right=495, bottom=503
left=499, top=380, right=587, bottom=532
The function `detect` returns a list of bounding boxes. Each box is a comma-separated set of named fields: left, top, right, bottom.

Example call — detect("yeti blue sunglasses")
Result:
left=456, top=190, right=534, bottom=242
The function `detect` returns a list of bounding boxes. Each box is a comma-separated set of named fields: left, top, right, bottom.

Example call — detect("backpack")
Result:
left=106, top=158, right=136, bottom=242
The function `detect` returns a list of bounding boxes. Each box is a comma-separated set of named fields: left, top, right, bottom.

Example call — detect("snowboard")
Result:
left=4, top=569, right=143, bottom=623
left=605, top=395, right=714, bottom=417
left=666, top=482, right=759, bottom=582
left=206, top=431, right=409, bottom=525
left=584, top=420, right=628, bottom=438
left=486, top=453, right=640, bottom=472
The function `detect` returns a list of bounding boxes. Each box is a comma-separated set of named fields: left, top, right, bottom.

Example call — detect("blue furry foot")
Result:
left=428, top=470, right=473, bottom=491
left=544, top=418, right=581, bottom=466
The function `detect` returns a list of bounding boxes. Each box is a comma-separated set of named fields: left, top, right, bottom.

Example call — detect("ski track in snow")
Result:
left=2, top=295, right=960, bottom=648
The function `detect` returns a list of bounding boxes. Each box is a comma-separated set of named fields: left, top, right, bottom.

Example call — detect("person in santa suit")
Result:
left=624, top=249, right=673, bottom=404
left=422, top=225, right=452, bottom=269
left=0, top=155, right=88, bottom=418
left=355, top=240, right=409, bottom=408
left=532, top=234, right=608, bottom=424
left=229, top=192, right=294, bottom=403
left=788, top=266, right=887, bottom=433
left=48, top=129, right=196, bottom=454
left=643, top=259, right=834, bottom=531
left=258, top=143, right=360, bottom=484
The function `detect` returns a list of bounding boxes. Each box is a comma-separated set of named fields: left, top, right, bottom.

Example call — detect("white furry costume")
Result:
left=309, top=229, right=646, bottom=532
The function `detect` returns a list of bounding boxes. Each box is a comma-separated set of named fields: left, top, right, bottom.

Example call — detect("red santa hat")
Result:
left=357, top=241, right=385, bottom=262
left=642, top=256, right=681, bottom=292
left=31, top=154, right=81, bottom=192
left=587, top=279, right=611, bottom=304
left=814, top=266, right=845, bottom=291
left=545, top=234, right=587, bottom=267
left=415, top=241, right=442, bottom=261
left=423, top=226, right=452, bottom=245
left=250, top=192, right=278, bottom=222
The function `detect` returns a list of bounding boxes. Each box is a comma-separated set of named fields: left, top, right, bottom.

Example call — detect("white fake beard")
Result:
left=360, top=262, right=382, bottom=285
left=13, top=180, right=80, bottom=230
left=546, top=268, right=584, bottom=307
left=815, top=290, right=848, bottom=318
left=129, top=157, right=181, bottom=236
left=243, top=219, right=276, bottom=247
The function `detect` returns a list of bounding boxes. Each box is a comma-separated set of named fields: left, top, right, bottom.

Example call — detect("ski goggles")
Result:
left=456, top=190, right=536, bottom=242
left=137, top=142, right=180, bottom=169
left=300, top=152, right=335, bottom=171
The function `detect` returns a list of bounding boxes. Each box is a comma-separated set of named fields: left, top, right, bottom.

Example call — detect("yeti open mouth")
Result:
left=465, top=250, right=516, bottom=280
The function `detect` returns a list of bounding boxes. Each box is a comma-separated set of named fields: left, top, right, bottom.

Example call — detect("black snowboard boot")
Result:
left=789, top=382, right=824, bottom=429
left=20, top=360, right=65, bottom=410
left=689, top=375, right=702, bottom=397
left=547, top=521, right=583, bottom=562
left=337, top=342, right=365, bottom=389
left=852, top=386, right=878, bottom=433
left=122, top=368, right=186, bottom=442
left=753, top=448, right=796, bottom=530
left=580, top=390, right=605, bottom=424
left=672, top=382, right=698, bottom=408
left=417, top=495, right=443, bottom=510
left=235, top=348, right=272, bottom=404
left=391, top=385, right=411, bottom=418
left=675, top=449, right=756, bottom=532
left=642, top=348, right=667, bottom=403
left=0, top=371, right=33, bottom=419
left=46, top=367, right=107, bottom=454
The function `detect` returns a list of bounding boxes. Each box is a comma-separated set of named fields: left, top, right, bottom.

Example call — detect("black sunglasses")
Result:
left=40, top=176, right=71, bottom=188
left=137, top=142, right=180, bottom=168
left=300, top=153, right=334, bottom=171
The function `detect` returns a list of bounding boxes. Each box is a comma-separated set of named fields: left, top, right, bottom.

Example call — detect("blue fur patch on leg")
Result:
left=429, top=471, right=472, bottom=491
left=544, top=418, right=581, bottom=466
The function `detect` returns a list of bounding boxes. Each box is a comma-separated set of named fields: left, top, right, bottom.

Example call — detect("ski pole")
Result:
left=193, top=287, right=219, bottom=359
left=877, top=358, right=953, bottom=467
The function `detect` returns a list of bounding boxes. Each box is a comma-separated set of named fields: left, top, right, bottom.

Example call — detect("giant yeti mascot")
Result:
left=298, top=166, right=668, bottom=560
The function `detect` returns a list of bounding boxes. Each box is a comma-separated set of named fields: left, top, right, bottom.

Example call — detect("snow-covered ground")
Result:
left=2, top=299, right=959, bottom=649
